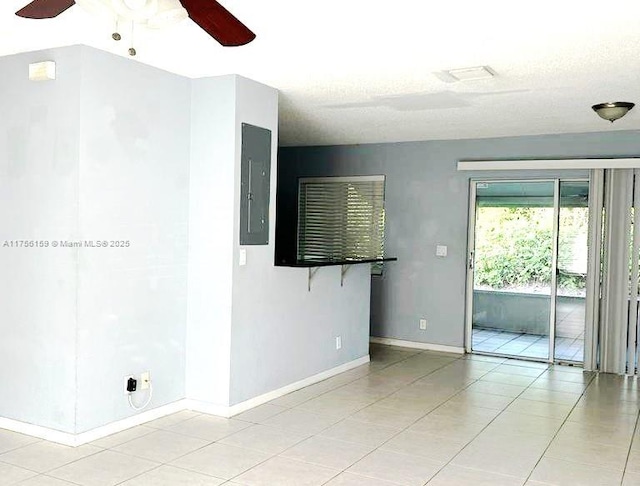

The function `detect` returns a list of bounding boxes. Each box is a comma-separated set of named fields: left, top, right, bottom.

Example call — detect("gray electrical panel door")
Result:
left=240, top=123, right=272, bottom=245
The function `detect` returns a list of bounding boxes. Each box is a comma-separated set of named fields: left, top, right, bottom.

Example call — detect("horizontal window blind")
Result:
left=297, top=176, right=386, bottom=263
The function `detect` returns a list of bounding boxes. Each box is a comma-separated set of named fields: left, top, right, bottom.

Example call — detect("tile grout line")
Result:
left=423, top=359, right=599, bottom=482
left=312, top=352, right=508, bottom=485
left=619, top=395, right=640, bottom=486
left=204, top=348, right=436, bottom=485
left=419, top=360, right=551, bottom=483
left=520, top=370, right=601, bottom=484
left=0, top=443, right=106, bottom=479
left=205, top=347, right=444, bottom=486
left=308, top=350, right=470, bottom=486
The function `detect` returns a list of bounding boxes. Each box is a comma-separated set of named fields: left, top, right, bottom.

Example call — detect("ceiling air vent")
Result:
left=434, top=66, right=496, bottom=83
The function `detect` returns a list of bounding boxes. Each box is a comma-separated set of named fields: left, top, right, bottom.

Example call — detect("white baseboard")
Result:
left=0, top=400, right=187, bottom=447
left=0, top=418, right=78, bottom=447
left=187, top=354, right=371, bottom=418
left=0, top=355, right=371, bottom=446
left=72, top=400, right=187, bottom=446
left=370, top=336, right=465, bottom=354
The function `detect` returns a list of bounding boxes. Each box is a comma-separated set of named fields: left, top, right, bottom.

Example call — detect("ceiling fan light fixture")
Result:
left=147, top=0, right=188, bottom=28
left=124, top=0, right=148, bottom=9
left=76, top=0, right=115, bottom=18
left=592, top=102, right=635, bottom=123
left=15, top=0, right=256, bottom=46
left=110, top=0, right=158, bottom=21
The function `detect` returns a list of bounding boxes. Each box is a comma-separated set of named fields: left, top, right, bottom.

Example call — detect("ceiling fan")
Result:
left=15, top=0, right=256, bottom=47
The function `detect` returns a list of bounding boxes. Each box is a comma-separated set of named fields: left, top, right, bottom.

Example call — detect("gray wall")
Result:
left=279, top=131, right=640, bottom=347
left=185, top=75, right=372, bottom=409
left=230, top=78, right=370, bottom=406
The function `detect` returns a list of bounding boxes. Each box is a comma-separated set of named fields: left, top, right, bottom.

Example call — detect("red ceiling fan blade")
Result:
left=16, top=0, right=76, bottom=19
left=180, top=0, right=256, bottom=47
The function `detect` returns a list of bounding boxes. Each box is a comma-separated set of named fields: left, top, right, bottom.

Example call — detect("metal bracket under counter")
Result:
left=307, top=267, right=320, bottom=292
left=340, top=264, right=352, bottom=287
left=306, top=264, right=354, bottom=291
left=288, top=257, right=397, bottom=292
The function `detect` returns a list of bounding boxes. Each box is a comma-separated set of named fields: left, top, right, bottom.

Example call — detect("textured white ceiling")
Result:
left=2, top=0, right=640, bottom=146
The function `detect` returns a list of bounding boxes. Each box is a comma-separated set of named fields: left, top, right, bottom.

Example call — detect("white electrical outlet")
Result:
left=419, top=318, right=427, bottom=330
left=140, top=371, right=151, bottom=390
left=336, top=336, right=342, bottom=350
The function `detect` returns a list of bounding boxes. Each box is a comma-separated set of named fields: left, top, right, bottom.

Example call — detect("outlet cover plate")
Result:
left=140, top=371, right=151, bottom=390
left=436, top=245, right=448, bottom=257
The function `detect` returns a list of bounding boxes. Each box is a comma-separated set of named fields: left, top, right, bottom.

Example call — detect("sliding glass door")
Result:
left=466, top=179, right=589, bottom=364
left=555, top=181, right=590, bottom=363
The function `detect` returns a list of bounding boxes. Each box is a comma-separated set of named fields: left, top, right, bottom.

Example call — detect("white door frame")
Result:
left=548, top=179, right=560, bottom=363
left=464, top=181, right=477, bottom=353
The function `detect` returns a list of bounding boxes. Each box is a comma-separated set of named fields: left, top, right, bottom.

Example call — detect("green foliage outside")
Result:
left=474, top=207, right=588, bottom=294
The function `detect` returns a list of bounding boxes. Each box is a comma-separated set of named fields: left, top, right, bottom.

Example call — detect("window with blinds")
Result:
left=297, top=176, right=386, bottom=268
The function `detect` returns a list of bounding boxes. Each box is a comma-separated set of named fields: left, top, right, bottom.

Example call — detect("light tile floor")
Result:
left=473, top=328, right=584, bottom=363
left=1, top=344, right=639, bottom=485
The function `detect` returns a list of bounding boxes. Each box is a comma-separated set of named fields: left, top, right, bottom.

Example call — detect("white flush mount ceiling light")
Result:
left=592, top=102, right=635, bottom=123
left=75, top=0, right=188, bottom=55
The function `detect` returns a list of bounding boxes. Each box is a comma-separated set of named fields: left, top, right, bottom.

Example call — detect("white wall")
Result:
left=186, top=76, right=236, bottom=407
left=229, top=76, right=371, bottom=405
left=75, top=47, right=191, bottom=432
left=0, top=47, right=82, bottom=433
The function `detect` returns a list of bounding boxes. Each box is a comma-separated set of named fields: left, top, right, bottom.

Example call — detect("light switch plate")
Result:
left=239, top=249, right=247, bottom=266
left=436, top=245, right=448, bottom=257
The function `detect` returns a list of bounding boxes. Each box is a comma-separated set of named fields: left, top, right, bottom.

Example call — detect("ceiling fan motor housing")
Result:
left=111, top=0, right=158, bottom=21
